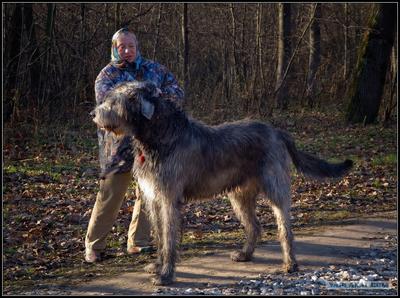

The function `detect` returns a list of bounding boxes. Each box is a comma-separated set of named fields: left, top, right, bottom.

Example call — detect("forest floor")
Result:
left=4, top=213, right=397, bottom=296
left=3, top=107, right=397, bottom=295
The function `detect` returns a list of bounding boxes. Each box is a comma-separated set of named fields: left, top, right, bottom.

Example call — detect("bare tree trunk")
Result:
left=278, top=4, right=317, bottom=105
left=181, top=3, right=190, bottom=107
left=222, top=32, right=231, bottom=105
left=23, top=4, right=41, bottom=101
left=39, top=3, right=56, bottom=114
left=257, top=5, right=265, bottom=88
left=229, top=4, right=239, bottom=82
left=251, top=5, right=259, bottom=98
left=6, top=4, right=23, bottom=94
left=152, top=3, right=163, bottom=60
left=104, top=4, right=110, bottom=37
left=255, top=4, right=269, bottom=116
left=4, top=3, right=23, bottom=122
left=345, top=3, right=396, bottom=124
left=80, top=4, right=86, bottom=69
left=275, top=3, right=291, bottom=109
left=383, top=46, right=397, bottom=125
left=241, top=4, right=247, bottom=81
left=73, top=4, right=86, bottom=119
left=46, top=4, right=56, bottom=42
left=305, top=3, right=321, bottom=107
left=343, top=3, right=349, bottom=80
left=114, top=3, right=121, bottom=30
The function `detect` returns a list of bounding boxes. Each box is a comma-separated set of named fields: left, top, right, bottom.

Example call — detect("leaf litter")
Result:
left=3, top=110, right=397, bottom=294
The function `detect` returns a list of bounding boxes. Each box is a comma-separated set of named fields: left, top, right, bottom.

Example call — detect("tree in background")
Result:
left=181, top=3, right=190, bottom=108
left=275, top=3, right=291, bottom=110
left=345, top=3, right=397, bottom=125
left=3, top=3, right=394, bottom=124
left=305, top=3, right=321, bottom=108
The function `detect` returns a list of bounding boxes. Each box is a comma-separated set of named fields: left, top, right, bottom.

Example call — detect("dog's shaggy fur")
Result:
left=92, top=81, right=353, bottom=285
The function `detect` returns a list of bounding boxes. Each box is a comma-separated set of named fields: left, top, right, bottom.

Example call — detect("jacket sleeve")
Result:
left=95, top=69, right=115, bottom=105
left=94, top=69, right=134, bottom=173
left=159, top=67, right=185, bottom=107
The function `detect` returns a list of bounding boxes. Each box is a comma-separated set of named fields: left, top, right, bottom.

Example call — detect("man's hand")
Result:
left=154, top=87, right=163, bottom=97
left=99, top=136, right=134, bottom=179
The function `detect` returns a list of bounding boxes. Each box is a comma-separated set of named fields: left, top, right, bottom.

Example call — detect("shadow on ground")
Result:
left=64, top=215, right=397, bottom=295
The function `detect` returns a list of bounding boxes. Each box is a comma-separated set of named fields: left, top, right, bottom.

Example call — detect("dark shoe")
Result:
left=127, top=246, right=154, bottom=255
left=85, top=249, right=103, bottom=263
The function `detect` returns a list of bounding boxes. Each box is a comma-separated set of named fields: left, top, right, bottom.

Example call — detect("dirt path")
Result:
left=60, top=213, right=396, bottom=295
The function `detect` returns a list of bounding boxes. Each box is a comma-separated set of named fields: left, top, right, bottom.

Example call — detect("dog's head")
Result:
left=92, top=81, right=161, bottom=136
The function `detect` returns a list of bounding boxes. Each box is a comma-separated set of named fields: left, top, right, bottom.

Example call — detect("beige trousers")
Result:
left=85, top=171, right=152, bottom=252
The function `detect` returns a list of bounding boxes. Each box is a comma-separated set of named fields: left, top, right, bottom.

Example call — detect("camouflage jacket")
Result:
left=94, top=57, right=184, bottom=175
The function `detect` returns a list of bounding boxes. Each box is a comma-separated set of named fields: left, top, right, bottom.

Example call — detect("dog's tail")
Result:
left=278, top=130, right=353, bottom=179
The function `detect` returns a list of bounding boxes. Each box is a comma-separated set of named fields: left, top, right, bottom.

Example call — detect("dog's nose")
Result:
left=89, top=109, right=96, bottom=117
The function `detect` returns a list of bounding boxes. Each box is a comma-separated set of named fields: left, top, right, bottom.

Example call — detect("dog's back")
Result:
left=159, top=117, right=285, bottom=201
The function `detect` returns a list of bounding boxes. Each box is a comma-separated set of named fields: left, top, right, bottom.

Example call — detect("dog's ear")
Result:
left=137, top=81, right=161, bottom=98
left=140, top=95, right=155, bottom=120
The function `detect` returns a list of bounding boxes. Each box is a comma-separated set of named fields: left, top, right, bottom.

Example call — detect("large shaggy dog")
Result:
left=92, top=81, right=353, bottom=286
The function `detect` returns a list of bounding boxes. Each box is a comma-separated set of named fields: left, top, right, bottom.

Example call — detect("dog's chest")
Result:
left=137, top=176, right=157, bottom=201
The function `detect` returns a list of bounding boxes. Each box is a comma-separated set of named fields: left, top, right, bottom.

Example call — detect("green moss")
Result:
left=3, top=159, right=94, bottom=183
left=313, top=210, right=353, bottom=221
left=371, top=153, right=397, bottom=167
left=107, top=238, right=122, bottom=249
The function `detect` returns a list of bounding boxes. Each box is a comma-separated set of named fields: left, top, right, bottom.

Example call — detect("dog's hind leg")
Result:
left=270, top=202, right=298, bottom=273
left=262, top=171, right=298, bottom=273
left=228, top=186, right=261, bottom=262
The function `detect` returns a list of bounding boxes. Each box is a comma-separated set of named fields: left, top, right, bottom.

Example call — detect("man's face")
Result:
left=116, top=33, right=137, bottom=63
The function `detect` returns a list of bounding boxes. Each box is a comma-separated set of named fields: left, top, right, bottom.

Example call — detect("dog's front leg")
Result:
left=152, top=197, right=182, bottom=286
left=144, top=199, right=163, bottom=275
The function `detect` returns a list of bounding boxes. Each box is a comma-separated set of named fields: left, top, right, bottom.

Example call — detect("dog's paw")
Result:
left=284, top=262, right=298, bottom=273
left=230, top=250, right=252, bottom=262
left=144, top=263, right=161, bottom=274
left=152, top=275, right=173, bottom=286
